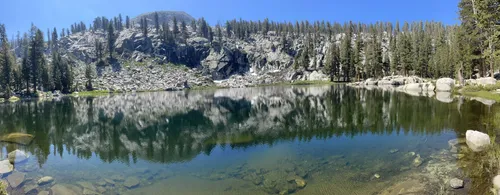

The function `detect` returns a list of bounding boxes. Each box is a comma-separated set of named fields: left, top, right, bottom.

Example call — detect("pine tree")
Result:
left=85, top=63, right=94, bottom=90
left=46, top=28, right=51, bottom=51
left=191, top=20, right=197, bottom=35
left=199, top=18, right=209, bottom=39
left=141, top=18, right=148, bottom=37
left=154, top=12, right=160, bottom=33
left=0, top=24, right=14, bottom=98
left=172, top=17, right=179, bottom=36
left=340, top=22, right=353, bottom=81
left=51, top=27, right=58, bottom=52
left=60, top=57, right=72, bottom=93
left=107, top=23, right=115, bottom=59
left=118, top=14, right=123, bottom=31
left=263, top=18, right=270, bottom=35
left=30, top=29, right=44, bottom=93
left=398, top=28, right=412, bottom=76
left=181, top=20, right=188, bottom=40
left=324, top=43, right=340, bottom=81
left=216, top=24, right=222, bottom=42
left=389, top=33, right=399, bottom=74
left=354, top=33, right=364, bottom=80
left=51, top=52, right=62, bottom=90
left=40, top=56, right=52, bottom=91
left=126, top=16, right=130, bottom=29
left=95, top=39, right=104, bottom=61
left=225, top=21, right=232, bottom=38
left=208, top=26, right=214, bottom=43
left=21, top=47, right=30, bottom=94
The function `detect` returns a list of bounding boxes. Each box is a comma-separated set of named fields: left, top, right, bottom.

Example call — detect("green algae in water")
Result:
left=0, top=85, right=497, bottom=194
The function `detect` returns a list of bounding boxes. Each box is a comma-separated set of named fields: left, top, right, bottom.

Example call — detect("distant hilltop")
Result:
left=132, top=11, right=195, bottom=26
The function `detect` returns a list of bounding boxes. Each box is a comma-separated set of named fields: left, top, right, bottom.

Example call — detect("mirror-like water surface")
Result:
left=0, top=85, right=498, bottom=195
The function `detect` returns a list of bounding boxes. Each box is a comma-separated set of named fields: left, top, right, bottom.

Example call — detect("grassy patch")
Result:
left=72, top=90, right=113, bottom=96
left=258, top=80, right=335, bottom=87
left=456, top=82, right=500, bottom=101
left=461, top=91, right=500, bottom=102
left=189, top=85, right=226, bottom=90
left=461, top=82, right=500, bottom=92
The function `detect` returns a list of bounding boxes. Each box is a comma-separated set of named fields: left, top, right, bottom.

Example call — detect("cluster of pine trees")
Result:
left=0, top=24, right=73, bottom=98
left=220, top=0, right=500, bottom=81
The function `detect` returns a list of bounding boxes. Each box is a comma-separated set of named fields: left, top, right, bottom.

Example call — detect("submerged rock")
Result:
left=124, top=177, right=140, bottom=188
left=0, top=133, right=35, bottom=145
left=38, top=191, right=50, bottom=195
left=104, top=178, right=115, bottom=185
left=0, top=160, right=13, bottom=175
left=7, top=149, right=29, bottom=164
left=37, top=176, right=54, bottom=185
left=294, top=177, right=306, bottom=189
left=7, top=172, right=25, bottom=188
left=465, top=130, right=490, bottom=152
left=413, top=155, right=423, bottom=167
left=23, top=184, right=38, bottom=194
left=51, top=184, right=80, bottom=195
left=82, top=188, right=99, bottom=195
left=389, top=149, right=399, bottom=154
left=450, top=178, right=464, bottom=189
left=76, top=181, right=97, bottom=192
left=374, top=174, right=381, bottom=179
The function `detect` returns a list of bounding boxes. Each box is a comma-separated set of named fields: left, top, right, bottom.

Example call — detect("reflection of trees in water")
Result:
left=0, top=86, right=495, bottom=166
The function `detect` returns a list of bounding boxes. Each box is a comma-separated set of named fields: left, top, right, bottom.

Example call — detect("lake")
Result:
left=0, top=85, right=498, bottom=195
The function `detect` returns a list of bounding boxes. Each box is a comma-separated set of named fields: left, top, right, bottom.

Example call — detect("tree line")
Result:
left=1, top=24, right=73, bottom=98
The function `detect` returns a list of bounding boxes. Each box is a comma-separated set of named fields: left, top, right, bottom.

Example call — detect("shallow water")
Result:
left=0, top=85, right=499, bottom=195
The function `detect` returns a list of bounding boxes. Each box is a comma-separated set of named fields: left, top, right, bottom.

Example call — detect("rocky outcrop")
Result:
left=202, top=47, right=249, bottom=80
left=0, top=133, right=34, bottom=145
left=38, top=176, right=54, bottom=185
left=131, top=11, right=195, bottom=27
left=307, top=71, right=329, bottom=81
left=465, top=130, right=490, bottom=152
left=477, top=77, right=496, bottom=86
left=0, top=160, right=13, bottom=175
left=436, top=78, right=455, bottom=92
left=73, top=63, right=212, bottom=92
left=7, top=149, right=28, bottom=164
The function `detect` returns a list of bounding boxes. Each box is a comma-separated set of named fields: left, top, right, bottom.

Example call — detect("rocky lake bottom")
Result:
left=0, top=85, right=498, bottom=194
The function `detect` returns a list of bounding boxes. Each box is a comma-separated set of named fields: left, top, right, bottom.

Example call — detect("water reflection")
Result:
left=0, top=85, right=493, bottom=167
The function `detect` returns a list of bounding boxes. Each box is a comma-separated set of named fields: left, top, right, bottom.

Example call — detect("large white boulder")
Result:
left=477, top=77, right=497, bottom=86
left=364, top=78, right=378, bottom=85
left=403, top=83, right=422, bottom=92
left=436, top=78, right=455, bottom=92
left=307, top=71, right=329, bottom=81
left=465, top=130, right=491, bottom=152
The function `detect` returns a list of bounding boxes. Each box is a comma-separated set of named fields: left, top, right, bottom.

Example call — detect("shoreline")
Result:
left=0, top=80, right=337, bottom=101
left=347, top=76, right=500, bottom=105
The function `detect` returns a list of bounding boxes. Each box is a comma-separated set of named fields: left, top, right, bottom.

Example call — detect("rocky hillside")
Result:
left=57, top=11, right=394, bottom=91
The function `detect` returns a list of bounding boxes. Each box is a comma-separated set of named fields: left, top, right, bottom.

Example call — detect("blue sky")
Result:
left=1, top=0, right=460, bottom=37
